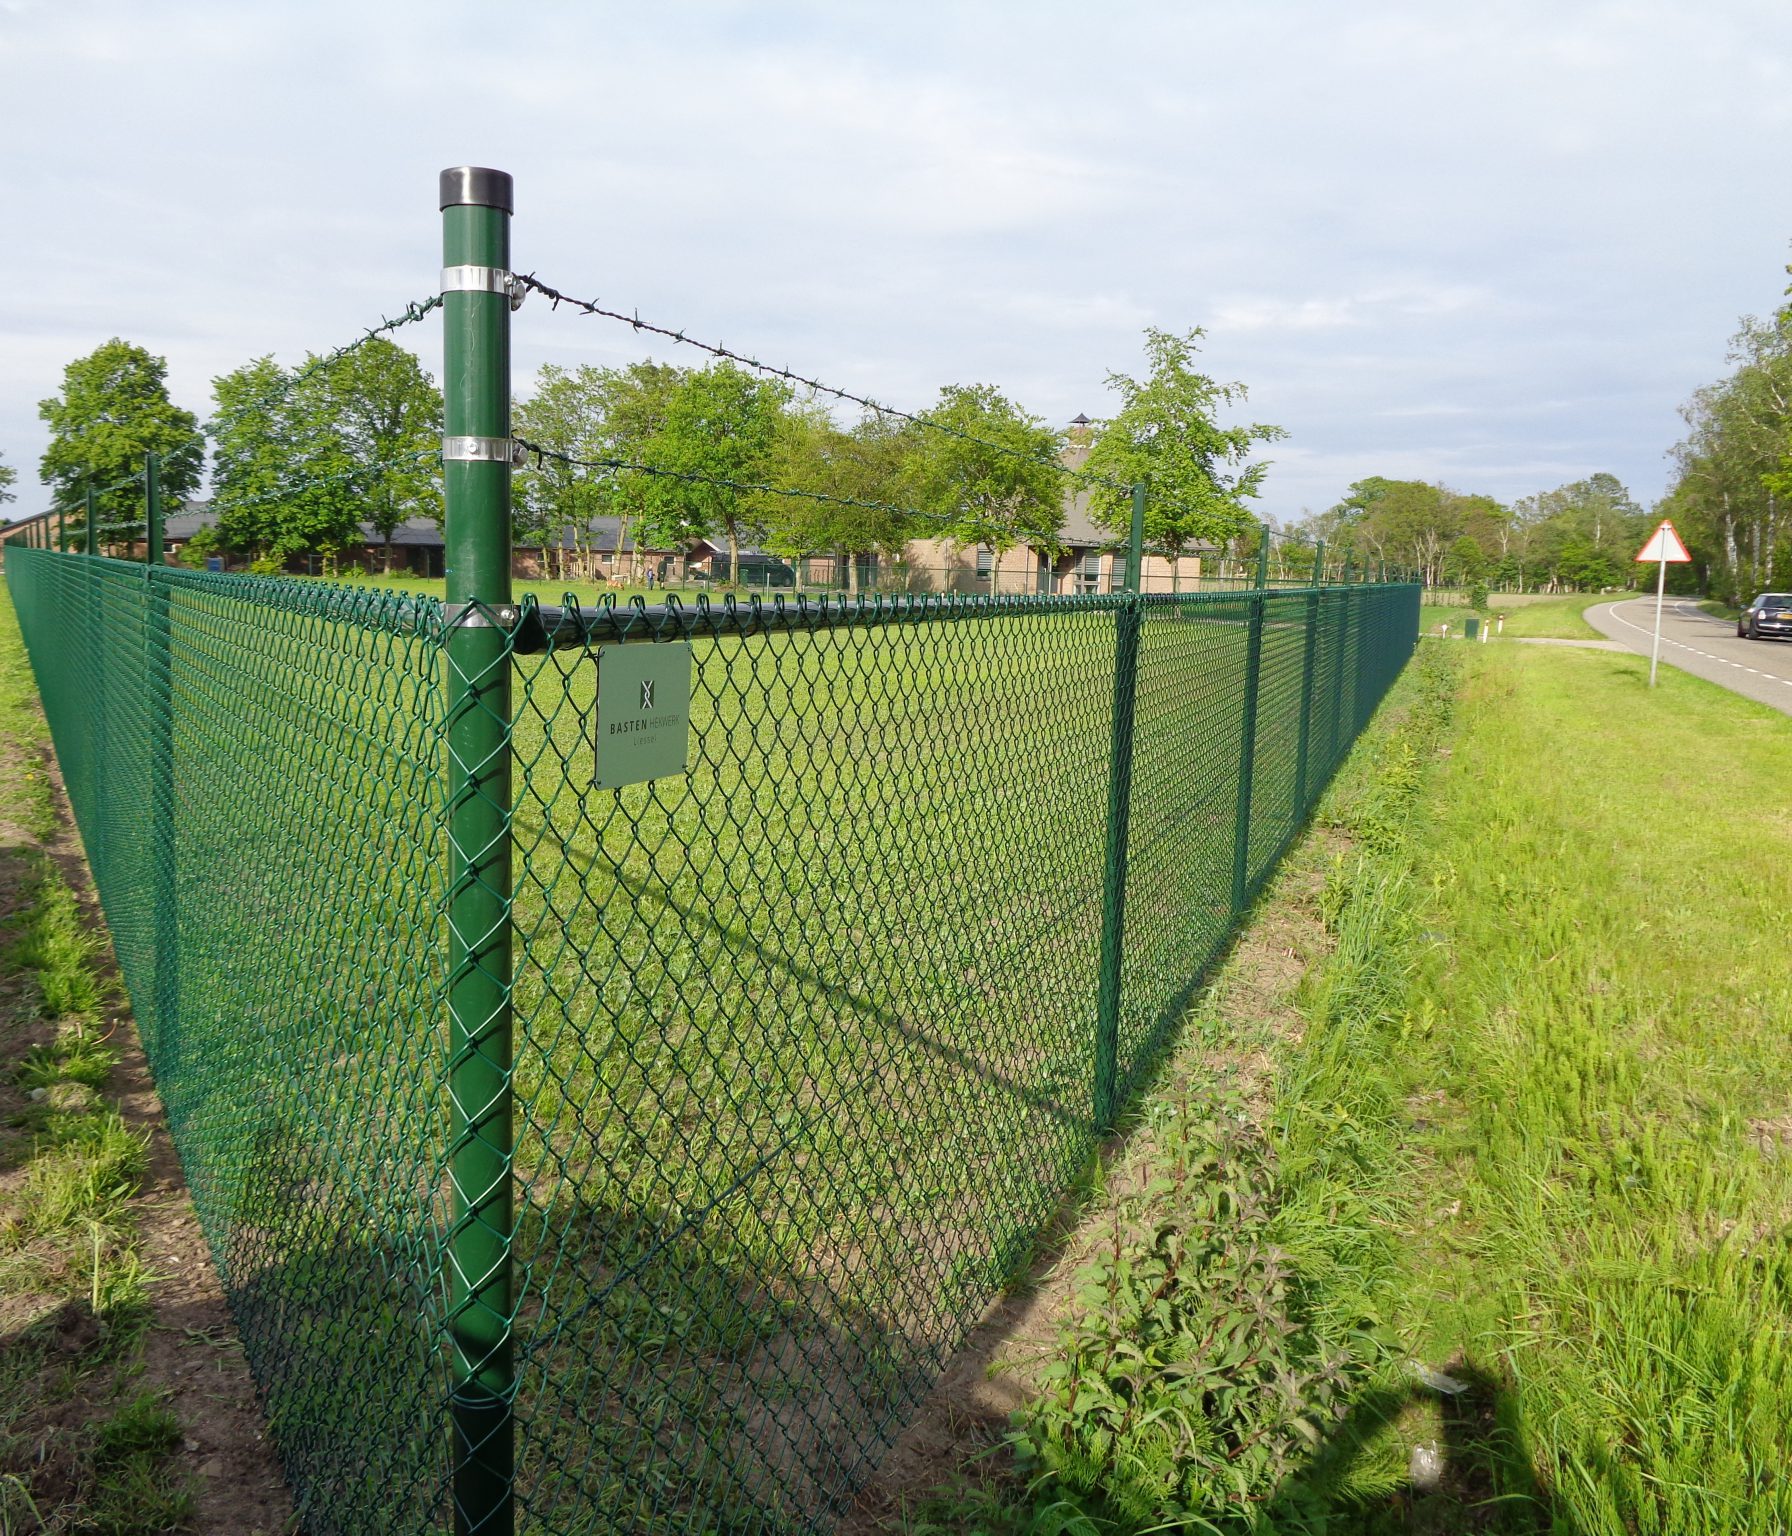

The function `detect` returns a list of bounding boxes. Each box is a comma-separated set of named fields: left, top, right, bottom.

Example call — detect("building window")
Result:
left=976, top=547, right=993, bottom=581
left=1076, top=549, right=1102, bottom=594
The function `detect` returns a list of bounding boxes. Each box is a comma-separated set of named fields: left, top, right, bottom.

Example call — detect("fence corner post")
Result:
left=1093, top=482, right=1146, bottom=1131
left=85, top=485, right=98, bottom=557
left=441, top=164, right=517, bottom=1536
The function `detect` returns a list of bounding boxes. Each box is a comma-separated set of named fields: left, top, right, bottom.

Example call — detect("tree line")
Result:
left=25, top=283, right=1792, bottom=602
left=1288, top=471, right=1651, bottom=594
left=1657, top=274, right=1792, bottom=604
left=19, top=327, right=1284, bottom=589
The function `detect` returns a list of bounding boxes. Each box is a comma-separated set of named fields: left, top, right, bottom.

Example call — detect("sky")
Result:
left=3, top=0, right=1790, bottom=527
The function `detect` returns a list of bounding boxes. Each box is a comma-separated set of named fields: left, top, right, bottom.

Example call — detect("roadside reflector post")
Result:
left=1633, top=519, right=1693, bottom=688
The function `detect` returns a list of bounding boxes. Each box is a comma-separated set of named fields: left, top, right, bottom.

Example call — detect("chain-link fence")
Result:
left=4, top=538, right=1417, bottom=1533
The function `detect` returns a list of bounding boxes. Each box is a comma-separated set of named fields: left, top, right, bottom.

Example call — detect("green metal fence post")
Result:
left=1229, top=524, right=1270, bottom=913
left=145, top=453, right=163, bottom=567
left=145, top=448, right=179, bottom=1073
left=1330, top=551, right=1353, bottom=765
left=441, top=164, right=517, bottom=1536
left=1093, top=482, right=1145, bottom=1130
left=1293, top=539, right=1322, bottom=817
left=1124, top=478, right=1144, bottom=595
left=85, top=486, right=97, bottom=556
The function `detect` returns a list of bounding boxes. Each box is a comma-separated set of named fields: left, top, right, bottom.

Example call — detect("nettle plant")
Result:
left=1013, top=1089, right=1353, bottom=1528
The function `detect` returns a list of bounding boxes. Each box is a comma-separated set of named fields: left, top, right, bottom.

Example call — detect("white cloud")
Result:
left=3, top=0, right=1792, bottom=525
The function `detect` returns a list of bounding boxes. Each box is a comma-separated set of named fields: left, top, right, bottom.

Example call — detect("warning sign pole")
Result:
left=1649, top=549, right=1667, bottom=687
left=1633, top=519, right=1693, bottom=688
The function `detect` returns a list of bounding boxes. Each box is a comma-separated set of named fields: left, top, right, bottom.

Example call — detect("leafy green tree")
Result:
left=1081, top=328, right=1285, bottom=591
left=515, top=366, right=609, bottom=576
left=309, top=338, right=441, bottom=572
left=1327, top=479, right=1446, bottom=581
left=514, top=361, right=682, bottom=580
left=638, top=363, right=790, bottom=585
left=0, top=450, right=15, bottom=507
left=1447, top=533, right=1488, bottom=584
left=38, top=339, right=202, bottom=548
left=762, top=407, right=915, bottom=591
left=1512, top=475, right=1646, bottom=592
left=1667, top=310, right=1792, bottom=602
left=901, top=384, right=1063, bottom=594
left=177, top=523, right=221, bottom=570
left=209, top=358, right=361, bottom=563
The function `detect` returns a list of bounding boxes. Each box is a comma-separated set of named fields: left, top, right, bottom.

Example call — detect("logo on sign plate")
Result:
left=640, top=679, right=654, bottom=710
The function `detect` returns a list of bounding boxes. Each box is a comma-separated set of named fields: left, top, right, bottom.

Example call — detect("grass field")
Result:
left=1486, top=591, right=1613, bottom=639
left=899, top=631, right=1792, bottom=1532
left=4, top=548, right=1418, bottom=1532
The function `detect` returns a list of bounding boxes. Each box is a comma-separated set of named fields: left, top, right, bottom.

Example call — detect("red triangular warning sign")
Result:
left=1634, top=520, right=1691, bottom=563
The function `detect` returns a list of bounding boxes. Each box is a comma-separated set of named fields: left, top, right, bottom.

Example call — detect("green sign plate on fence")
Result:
left=593, top=642, right=693, bottom=789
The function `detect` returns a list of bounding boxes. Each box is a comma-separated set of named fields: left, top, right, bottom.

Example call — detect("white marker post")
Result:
left=1633, top=518, right=1693, bottom=687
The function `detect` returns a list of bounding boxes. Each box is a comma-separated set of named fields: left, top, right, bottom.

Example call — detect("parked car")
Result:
left=1738, top=593, right=1792, bottom=640
left=690, top=556, right=796, bottom=589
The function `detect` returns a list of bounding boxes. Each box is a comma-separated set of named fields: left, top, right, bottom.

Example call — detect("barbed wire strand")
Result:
left=511, top=273, right=1131, bottom=496
left=208, top=450, right=445, bottom=514
left=198, top=295, right=444, bottom=453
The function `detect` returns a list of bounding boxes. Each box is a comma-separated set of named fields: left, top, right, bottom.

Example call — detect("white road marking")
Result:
left=1599, top=600, right=1792, bottom=688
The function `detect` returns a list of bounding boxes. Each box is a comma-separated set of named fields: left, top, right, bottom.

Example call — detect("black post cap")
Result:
left=439, top=167, right=514, bottom=213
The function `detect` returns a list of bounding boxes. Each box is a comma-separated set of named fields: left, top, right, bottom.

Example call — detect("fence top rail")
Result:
left=515, top=579, right=1421, bottom=651
left=12, top=547, right=445, bottom=637
left=6, top=545, right=1418, bottom=652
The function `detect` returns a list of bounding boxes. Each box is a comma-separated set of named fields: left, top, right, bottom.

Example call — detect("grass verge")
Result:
left=0, top=582, right=195, bottom=1533
left=901, top=632, right=1792, bottom=1533
left=1360, top=640, right=1792, bottom=1533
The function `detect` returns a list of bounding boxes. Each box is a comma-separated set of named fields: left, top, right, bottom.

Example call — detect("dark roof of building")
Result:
left=164, top=503, right=215, bottom=540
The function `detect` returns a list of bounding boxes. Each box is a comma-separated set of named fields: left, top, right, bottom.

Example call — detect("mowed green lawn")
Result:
left=8, top=550, right=1414, bottom=1532
left=1487, top=590, right=1616, bottom=638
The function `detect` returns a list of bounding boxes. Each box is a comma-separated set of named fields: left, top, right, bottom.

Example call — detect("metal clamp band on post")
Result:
left=444, top=435, right=527, bottom=467
left=443, top=601, right=522, bottom=630
left=441, top=265, right=526, bottom=310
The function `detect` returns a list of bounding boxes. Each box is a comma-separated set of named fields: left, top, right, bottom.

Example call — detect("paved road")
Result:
left=1585, top=597, right=1792, bottom=718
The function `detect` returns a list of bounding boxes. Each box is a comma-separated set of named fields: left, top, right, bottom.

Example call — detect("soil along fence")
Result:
left=3, top=168, right=1419, bottom=1536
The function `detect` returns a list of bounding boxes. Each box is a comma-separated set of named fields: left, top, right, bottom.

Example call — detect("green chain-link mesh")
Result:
left=4, top=545, right=1418, bottom=1533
